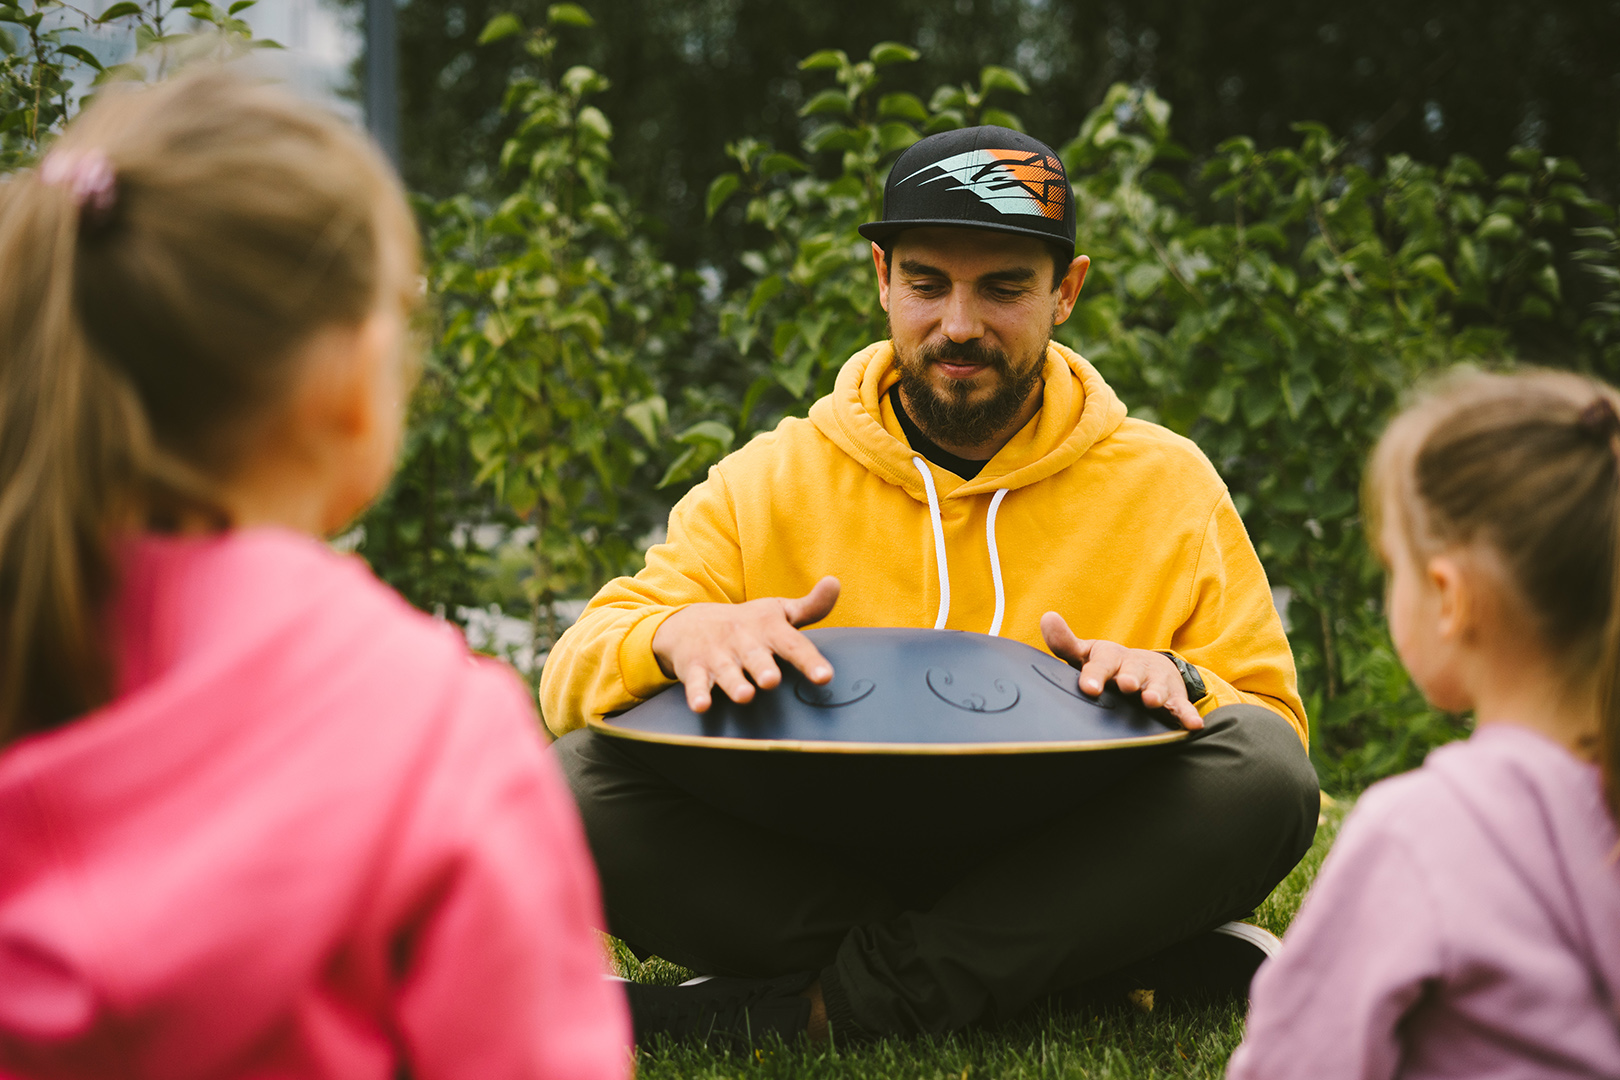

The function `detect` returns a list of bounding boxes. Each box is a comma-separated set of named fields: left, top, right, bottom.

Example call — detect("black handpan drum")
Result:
left=592, top=628, right=1190, bottom=846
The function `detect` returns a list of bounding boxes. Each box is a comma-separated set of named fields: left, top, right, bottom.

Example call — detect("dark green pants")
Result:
left=555, top=704, right=1318, bottom=1036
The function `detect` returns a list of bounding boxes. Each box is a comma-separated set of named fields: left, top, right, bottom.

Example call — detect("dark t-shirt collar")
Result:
left=889, top=385, right=989, bottom=481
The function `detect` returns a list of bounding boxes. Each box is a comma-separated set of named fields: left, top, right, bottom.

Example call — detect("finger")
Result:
left=1112, top=656, right=1155, bottom=695
left=682, top=665, right=714, bottom=714
left=1040, top=611, right=1093, bottom=667
left=709, top=657, right=757, bottom=706
left=783, top=577, right=841, bottom=628
left=1078, top=642, right=1125, bottom=696
left=1166, top=695, right=1205, bottom=731
left=770, top=625, right=835, bottom=684
left=739, top=643, right=784, bottom=691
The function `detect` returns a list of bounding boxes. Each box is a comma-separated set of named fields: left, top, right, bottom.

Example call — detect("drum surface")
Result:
left=590, top=627, right=1188, bottom=754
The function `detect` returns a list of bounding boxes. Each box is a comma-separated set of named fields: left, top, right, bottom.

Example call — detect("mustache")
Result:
left=917, top=338, right=1012, bottom=373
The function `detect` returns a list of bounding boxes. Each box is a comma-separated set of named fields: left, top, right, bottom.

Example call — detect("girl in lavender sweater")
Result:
left=1229, top=369, right=1620, bottom=1080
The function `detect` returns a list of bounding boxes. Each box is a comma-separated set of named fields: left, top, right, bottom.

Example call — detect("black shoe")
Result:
left=616, top=971, right=815, bottom=1048
left=1057, top=920, right=1282, bottom=1013
left=1140, top=921, right=1282, bottom=1003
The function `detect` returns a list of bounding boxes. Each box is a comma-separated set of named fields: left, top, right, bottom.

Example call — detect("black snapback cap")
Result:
left=858, top=125, right=1076, bottom=259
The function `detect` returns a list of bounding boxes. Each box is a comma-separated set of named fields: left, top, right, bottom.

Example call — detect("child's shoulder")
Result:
left=1351, top=726, right=1598, bottom=841
left=1333, top=724, right=1615, bottom=926
left=116, top=526, right=528, bottom=733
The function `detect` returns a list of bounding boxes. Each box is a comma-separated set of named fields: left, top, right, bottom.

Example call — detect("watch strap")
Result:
left=1157, top=651, right=1208, bottom=704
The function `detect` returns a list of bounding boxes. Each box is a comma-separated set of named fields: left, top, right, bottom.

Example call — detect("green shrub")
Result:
left=2, top=0, right=273, bottom=171
left=358, top=4, right=691, bottom=666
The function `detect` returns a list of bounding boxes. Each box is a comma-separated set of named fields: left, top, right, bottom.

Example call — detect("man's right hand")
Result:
left=651, top=577, right=841, bottom=713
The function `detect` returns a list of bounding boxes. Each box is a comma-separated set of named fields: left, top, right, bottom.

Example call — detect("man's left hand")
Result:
left=1039, top=611, right=1205, bottom=731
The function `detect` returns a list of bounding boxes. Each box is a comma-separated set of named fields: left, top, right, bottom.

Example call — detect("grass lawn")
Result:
left=614, top=795, right=1348, bottom=1080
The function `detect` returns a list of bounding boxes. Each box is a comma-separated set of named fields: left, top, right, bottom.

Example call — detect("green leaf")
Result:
left=979, top=108, right=1024, bottom=131
left=58, top=43, right=104, bottom=70
left=1204, top=382, right=1235, bottom=424
left=758, top=152, right=808, bottom=177
left=1476, top=213, right=1517, bottom=241
left=868, top=41, right=919, bottom=66
left=798, top=48, right=846, bottom=72
left=799, top=89, right=852, bottom=118
left=547, top=3, right=593, bottom=27
left=1124, top=262, right=1165, bottom=299
left=978, top=65, right=1030, bottom=96
left=576, top=105, right=612, bottom=141
left=623, top=396, right=667, bottom=448
left=1407, top=253, right=1457, bottom=293
left=477, top=13, right=523, bottom=44
left=1283, top=371, right=1313, bottom=419
left=227, top=0, right=256, bottom=13
left=1534, top=263, right=1560, bottom=301
left=95, top=1, right=143, bottom=20
left=657, top=422, right=736, bottom=489
left=746, top=274, right=784, bottom=319
left=705, top=172, right=739, bottom=221
left=468, top=426, right=502, bottom=464
left=1243, top=382, right=1281, bottom=427
left=877, top=121, right=920, bottom=154
left=804, top=125, right=863, bottom=154
left=929, top=85, right=968, bottom=112
left=771, top=320, right=798, bottom=357
left=876, top=92, right=928, bottom=123
left=1506, top=146, right=1540, bottom=170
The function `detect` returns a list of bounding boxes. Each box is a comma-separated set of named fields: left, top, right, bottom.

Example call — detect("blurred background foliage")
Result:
left=7, top=0, right=1620, bottom=789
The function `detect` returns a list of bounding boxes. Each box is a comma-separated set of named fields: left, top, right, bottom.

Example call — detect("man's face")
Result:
left=875, top=227, right=1088, bottom=450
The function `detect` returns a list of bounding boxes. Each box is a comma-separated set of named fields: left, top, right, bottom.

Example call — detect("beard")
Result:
left=892, top=330, right=1047, bottom=449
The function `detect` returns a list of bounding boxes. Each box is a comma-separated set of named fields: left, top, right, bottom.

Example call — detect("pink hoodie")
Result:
left=1229, top=724, right=1620, bottom=1080
left=0, top=529, right=631, bottom=1079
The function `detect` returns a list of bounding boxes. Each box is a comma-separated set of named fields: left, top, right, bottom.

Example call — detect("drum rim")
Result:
left=585, top=716, right=1190, bottom=755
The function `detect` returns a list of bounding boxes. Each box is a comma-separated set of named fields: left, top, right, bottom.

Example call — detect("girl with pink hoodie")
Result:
left=1228, top=369, right=1620, bottom=1080
left=0, top=71, right=630, bottom=1078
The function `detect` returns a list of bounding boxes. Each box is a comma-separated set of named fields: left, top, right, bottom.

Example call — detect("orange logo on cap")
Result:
left=899, top=148, right=1068, bottom=221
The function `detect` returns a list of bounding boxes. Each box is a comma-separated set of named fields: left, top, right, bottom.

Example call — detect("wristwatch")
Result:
left=1157, top=651, right=1208, bottom=704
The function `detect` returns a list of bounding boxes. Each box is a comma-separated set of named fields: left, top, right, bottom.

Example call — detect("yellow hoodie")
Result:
left=540, top=341, right=1306, bottom=744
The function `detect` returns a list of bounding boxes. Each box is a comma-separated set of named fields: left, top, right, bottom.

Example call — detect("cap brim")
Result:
left=858, top=218, right=1075, bottom=261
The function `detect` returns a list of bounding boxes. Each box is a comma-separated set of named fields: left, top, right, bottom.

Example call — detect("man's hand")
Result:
left=652, top=577, right=841, bottom=713
left=1040, top=611, right=1205, bottom=731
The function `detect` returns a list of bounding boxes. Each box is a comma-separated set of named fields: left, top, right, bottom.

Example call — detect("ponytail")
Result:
left=0, top=71, right=417, bottom=743
left=0, top=177, right=142, bottom=737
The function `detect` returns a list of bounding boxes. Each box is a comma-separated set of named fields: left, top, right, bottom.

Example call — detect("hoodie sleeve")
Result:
left=391, top=662, right=633, bottom=1080
left=539, top=467, right=747, bottom=736
left=1174, top=491, right=1308, bottom=745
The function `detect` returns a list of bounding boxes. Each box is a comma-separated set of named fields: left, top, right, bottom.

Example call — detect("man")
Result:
left=542, top=125, right=1319, bottom=1044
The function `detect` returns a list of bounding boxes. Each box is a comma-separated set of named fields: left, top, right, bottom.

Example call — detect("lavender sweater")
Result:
left=1229, top=725, right=1620, bottom=1080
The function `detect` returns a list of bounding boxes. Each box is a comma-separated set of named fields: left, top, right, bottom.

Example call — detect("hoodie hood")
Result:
left=809, top=339, right=1128, bottom=501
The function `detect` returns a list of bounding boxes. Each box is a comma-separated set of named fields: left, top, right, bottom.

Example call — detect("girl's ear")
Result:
left=1429, top=553, right=1473, bottom=642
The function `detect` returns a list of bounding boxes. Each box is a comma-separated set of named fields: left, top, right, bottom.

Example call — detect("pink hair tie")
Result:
left=1578, top=398, right=1620, bottom=442
left=39, top=147, right=119, bottom=224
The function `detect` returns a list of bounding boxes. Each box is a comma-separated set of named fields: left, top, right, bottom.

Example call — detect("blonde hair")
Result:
left=0, top=70, right=419, bottom=741
left=1366, top=368, right=1620, bottom=817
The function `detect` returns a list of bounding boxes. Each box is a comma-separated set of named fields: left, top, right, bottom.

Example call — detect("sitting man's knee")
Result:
left=1201, top=704, right=1320, bottom=856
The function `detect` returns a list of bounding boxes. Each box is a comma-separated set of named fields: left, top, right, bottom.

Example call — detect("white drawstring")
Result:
left=985, top=487, right=1009, bottom=636
left=913, top=456, right=951, bottom=629
left=914, top=456, right=1012, bottom=637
